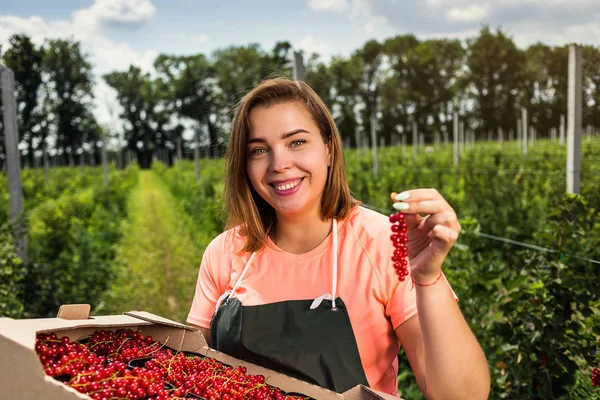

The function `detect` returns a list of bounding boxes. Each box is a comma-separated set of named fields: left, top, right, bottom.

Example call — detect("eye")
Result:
left=290, top=139, right=306, bottom=147
left=249, top=147, right=267, bottom=156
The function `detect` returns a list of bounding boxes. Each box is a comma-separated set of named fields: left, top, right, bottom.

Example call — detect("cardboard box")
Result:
left=0, top=305, right=403, bottom=400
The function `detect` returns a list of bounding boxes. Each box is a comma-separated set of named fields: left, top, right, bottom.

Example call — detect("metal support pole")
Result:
left=0, top=65, right=27, bottom=263
left=370, top=115, right=379, bottom=178
left=453, top=112, right=459, bottom=166
left=292, top=51, right=306, bottom=82
left=567, top=44, right=582, bottom=194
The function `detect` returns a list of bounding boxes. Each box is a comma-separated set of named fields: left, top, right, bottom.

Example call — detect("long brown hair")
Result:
left=224, top=77, right=358, bottom=253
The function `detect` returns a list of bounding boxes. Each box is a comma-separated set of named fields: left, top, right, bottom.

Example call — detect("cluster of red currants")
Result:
left=592, top=366, right=599, bottom=387
left=36, top=330, right=309, bottom=400
left=86, top=329, right=171, bottom=362
left=389, top=212, right=409, bottom=281
left=143, top=352, right=304, bottom=400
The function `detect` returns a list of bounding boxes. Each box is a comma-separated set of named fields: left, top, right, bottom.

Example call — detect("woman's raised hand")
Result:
left=391, top=189, right=461, bottom=283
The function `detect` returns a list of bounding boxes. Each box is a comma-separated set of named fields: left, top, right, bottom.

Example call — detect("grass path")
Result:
left=99, top=170, right=203, bottom=323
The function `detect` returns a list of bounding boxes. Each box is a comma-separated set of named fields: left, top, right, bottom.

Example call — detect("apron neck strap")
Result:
left=230, top=251, right=257, bottom=296
left=228, top=220, right=339, bottom=311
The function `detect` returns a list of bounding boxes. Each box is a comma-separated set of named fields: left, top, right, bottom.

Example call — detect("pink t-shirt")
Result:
left=187, top=206, right=458, bottom=395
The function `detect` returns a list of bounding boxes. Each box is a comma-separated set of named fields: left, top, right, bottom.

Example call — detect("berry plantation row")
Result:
left=0, top=137, right=598, bottom=397
left=156, top=137, right=600, bottom=398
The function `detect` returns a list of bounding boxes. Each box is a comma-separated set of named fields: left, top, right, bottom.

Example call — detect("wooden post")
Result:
left=459, top=120, right=465, bottom=155
left=559, top=114, right=566, bottom=146
left=453, top=112, right=459, bottom=166
left=567, top=44, right=582, bottom=194
left=412, top=120, right=418, bottom=159
left=434, top=132, right=440, bottom=148
left=443, top=131, right=449, bottom=146
left=399, top=134, right=405, bottom=156
left=586, top=124, right=592, bottom=141
left=370, top=115, right=379, bottom=178
left=498, top=127, right=503, bottom=146
left=292, top=51, right=306, bottom=82
left=101, top=140, right=109, bottom=189
left=516, top=118, right=522, bottom=148
left=194, top=130, right=201, bottom=182
left=0, top=65, right=27, bottom=263
left=521, top=108, right=528, bottom=158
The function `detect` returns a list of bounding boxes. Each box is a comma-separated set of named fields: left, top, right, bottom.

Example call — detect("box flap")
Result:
left=342, top=385, right=403, bottom=400
left=123, top=311, right=194, bottom=329
left=56, top=304, right=90, bottom=320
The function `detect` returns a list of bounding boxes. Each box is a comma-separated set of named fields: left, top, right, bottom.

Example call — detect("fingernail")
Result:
left=393, top=202, right=409, bottom=211
left=395, top=192, right=410, bottom=201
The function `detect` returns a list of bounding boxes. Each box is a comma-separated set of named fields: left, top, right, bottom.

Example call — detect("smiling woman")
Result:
left=187, top=77, right=491, bottom=399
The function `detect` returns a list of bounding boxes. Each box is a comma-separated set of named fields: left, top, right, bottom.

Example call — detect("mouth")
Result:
left=269, top=178, right=304, bottom=195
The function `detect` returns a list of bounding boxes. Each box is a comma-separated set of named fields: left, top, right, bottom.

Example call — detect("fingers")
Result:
left=392, top=188, right=453, bottom=214
left=418, top=212, right=461, bottom=234
left=390, top=188, right=461, bottom=238
left=428, top=224, right=460, bottom=249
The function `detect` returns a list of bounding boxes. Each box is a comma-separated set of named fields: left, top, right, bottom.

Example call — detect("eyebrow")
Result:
left=248, top=129, right=310, bottom=144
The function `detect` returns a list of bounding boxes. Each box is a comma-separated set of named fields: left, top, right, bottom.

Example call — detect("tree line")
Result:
left=1, top=26, right=599, bottom=169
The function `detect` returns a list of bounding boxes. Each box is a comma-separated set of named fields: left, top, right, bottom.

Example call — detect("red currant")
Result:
left=390, top=212, right=409, bottom=281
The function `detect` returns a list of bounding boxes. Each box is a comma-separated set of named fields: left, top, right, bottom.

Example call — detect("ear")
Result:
left=326, top=141, right=332, bottom=167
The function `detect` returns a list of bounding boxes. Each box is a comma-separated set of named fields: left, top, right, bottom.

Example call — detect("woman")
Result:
left=187, top=77, right=490, bottom=399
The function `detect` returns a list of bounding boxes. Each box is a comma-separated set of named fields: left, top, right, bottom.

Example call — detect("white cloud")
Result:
left=308, top=0, right=349, bottom=13
left=73, top=0, right=155, bottom=28
left=350, top=0, right=396, bottom=40
left=0, top=1, right=158, bottom=129
left=447, top=4, right=490, bottom=22
left=176, top=32, right=210, bottom=46
left=297, top=35, right=332, bottom=59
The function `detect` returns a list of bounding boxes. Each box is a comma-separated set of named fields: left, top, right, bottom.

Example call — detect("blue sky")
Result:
left=1, top=0, right=599, bottom=127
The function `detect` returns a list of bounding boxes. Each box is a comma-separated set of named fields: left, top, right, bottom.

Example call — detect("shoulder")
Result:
left=204, top=226, right=248, bottom=261
left=343, top=205, right=391, bottom=244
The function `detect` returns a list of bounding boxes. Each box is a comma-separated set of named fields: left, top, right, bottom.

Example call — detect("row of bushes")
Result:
left=157, top=138, right=600, bottom=398
left=345, top=140, right=600, bottom=398
left=0, top=165, right=139, bottom=318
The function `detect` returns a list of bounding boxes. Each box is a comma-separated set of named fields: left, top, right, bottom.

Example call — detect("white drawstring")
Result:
left=214, top=252, right=257, bottom=312
left=217, top=222, right=339, bottom=312
left=310, top=219, right=338, bottom=311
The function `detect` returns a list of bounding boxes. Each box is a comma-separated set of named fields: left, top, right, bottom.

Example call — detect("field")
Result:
left=1, top=138, right=599, bottom=399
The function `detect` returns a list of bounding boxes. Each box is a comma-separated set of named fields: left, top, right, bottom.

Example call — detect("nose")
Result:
left=269, top=147, right=292, bottom=172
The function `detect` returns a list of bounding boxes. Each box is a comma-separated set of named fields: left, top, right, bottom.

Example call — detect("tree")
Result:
left=306, top=54, right=335, bottom=110
left=104, top=66, right=167, bottom=168
left=211, top=43, right=293, bottom=154
left=406, top=39, right=465, bottom=139
left=523, top=43, right=568, bottom=138
left=43, top=38, right=98, bottom=163
left=382, top=35, right=420, bottom=144
left=1, top=34, right=45, bottom=167
left=329, top=56, right=363, bottom=147
left=353, top=40, right=384, bottom=147
left=464, top=27, right=526, bottom=136
left=582, top=45, right=600, bottom=129
left=154, top=53, right=216, bottom=156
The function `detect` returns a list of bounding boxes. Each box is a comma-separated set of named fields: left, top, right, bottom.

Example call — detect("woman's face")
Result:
left=246, top=102, right=331, bottom=220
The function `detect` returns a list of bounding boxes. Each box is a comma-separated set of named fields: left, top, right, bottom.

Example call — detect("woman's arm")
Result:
left=395, top=278, right=490, bottom=400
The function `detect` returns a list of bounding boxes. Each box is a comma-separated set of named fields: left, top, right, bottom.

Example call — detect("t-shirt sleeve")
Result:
left=187, top=234, right=232, bottom=328
left=385, top=266, right=418, bottom=330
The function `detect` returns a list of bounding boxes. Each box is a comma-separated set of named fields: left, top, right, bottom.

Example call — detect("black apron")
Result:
left=209, top=219, right=370, bottom=393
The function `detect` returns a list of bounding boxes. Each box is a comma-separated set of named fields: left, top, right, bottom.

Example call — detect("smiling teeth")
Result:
left=274, top=180, right=301, bottom=191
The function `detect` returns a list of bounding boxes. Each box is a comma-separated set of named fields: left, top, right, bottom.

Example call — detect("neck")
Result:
left=273, top=211, right=333, bottom=254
